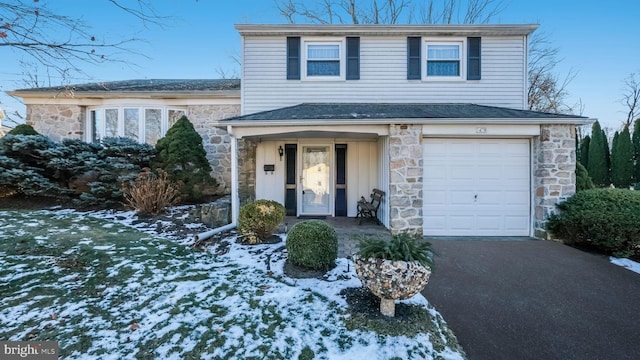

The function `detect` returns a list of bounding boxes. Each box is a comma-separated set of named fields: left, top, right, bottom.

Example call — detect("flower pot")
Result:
left=353, top=255, right=431, bottom=317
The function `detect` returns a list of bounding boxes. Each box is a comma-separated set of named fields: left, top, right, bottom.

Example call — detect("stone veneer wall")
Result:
left=26, top=104, right=85, bottom=141
left=388, top=125, right=423, bottom=235
left=187, top=105, right=241, bottom=194
left=237, top=139, right=257, bottom=205
left=533, top=124, right=576, bottom=238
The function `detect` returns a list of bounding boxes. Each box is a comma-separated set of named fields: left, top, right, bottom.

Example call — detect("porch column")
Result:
left=388, top=125, right=423, bottom=235
left=229, top=129, right=240, bottom=224
left=533, top=124, right=576, bottom=238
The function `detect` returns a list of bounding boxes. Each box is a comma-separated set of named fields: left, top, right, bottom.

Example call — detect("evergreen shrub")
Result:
left=7, top=124, right=39, bottom=136
left=547, top=189, right=640, bottom=257
left=0, top=134, right=155, bottom=207
left=153, top=116, right=217, bottom=202
left=286, top=220, right=338, bottom=271
left=238, top=199, right=286, bottom=244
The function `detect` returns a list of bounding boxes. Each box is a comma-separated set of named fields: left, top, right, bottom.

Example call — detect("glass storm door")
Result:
left=300, top=145, right=331, bottom=214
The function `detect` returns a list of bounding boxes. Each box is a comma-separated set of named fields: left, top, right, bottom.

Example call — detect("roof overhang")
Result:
left=7, top=90, right=241, bottom=101
left=222, top=103, right=594, bottom=130
left=235, top=23, right=539, bottom=37
left=224, top=117, right=594, bottom=127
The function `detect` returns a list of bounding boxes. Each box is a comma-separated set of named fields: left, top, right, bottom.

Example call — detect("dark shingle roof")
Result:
left=225, top=103, right=586, bottom=122
left=14, top=79, right=240, bottom=92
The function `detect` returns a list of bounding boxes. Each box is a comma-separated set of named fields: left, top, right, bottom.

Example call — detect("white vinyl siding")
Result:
left=254, top=140, right=378, bottom=218
left=242, top=36, right=527, bottom=114
left=346, top=141, right=379, bottom=217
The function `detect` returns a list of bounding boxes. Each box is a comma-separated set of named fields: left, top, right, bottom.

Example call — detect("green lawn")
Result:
left=0, top=209, right=466, bottom=359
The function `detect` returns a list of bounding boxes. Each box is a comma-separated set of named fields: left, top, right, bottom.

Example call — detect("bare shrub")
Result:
left=122, top=169, right=180, bottom=215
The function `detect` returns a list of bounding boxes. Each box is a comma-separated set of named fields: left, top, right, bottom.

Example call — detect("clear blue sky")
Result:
left=1, top=0, right=639, bottom=131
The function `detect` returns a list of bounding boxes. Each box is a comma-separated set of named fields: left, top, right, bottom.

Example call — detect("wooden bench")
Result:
left=356, top=189, right=385, bottom=225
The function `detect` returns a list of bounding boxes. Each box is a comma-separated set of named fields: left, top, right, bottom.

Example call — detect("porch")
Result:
left=282, top=216, right=390, bottom=258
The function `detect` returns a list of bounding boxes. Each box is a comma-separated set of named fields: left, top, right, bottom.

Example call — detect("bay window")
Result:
left=88, top=107, right=186, bottom=145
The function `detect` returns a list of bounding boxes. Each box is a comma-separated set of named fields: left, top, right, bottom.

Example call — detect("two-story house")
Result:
left=224, top=24, right=590, bottom=238
left=8, top=23, right=592, bottom=238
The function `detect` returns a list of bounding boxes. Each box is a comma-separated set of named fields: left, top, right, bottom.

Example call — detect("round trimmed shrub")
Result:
left=238, top=199, right=285, bottom=244
left=547, top=189, right=640, bottom=257
left=286, top=220, right=338, bottom=270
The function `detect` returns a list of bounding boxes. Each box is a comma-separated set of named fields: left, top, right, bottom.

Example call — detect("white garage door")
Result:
left=423, top=138, right=531, bottom=236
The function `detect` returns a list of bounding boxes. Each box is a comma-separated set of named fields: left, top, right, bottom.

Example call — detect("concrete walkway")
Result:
left=283, top=216, right=390, bottom=258
left=422, top=239, right=640, bottom=360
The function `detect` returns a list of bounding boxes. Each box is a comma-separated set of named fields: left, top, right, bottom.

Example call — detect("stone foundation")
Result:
left=533, top=124, right=577, bottom=238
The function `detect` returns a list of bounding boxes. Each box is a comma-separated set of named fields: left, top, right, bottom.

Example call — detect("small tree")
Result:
left=587, top=121, right=610, bottom=187
left=578, top=134, right=590, bottom=170
left=576, top=162, right=594, bottom=192
left=633, top=118, right=640, bottom=185
left=153, top=116, right=216, bottom=202
left=610, top=126, right=634, bottom=188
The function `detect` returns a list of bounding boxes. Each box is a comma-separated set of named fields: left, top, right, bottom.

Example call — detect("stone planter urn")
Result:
left=353, top=255, right=432, bottom=317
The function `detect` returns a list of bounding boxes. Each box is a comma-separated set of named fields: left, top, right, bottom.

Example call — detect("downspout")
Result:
left=193, top=126, right=240, bottom=243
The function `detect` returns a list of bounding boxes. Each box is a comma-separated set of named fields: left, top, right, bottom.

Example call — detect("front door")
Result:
left=300, top=145, right=331, bottom=215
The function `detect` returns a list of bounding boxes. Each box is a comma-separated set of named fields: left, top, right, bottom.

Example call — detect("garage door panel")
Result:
left=504, top=191, right=530, bottom=205
left=449, top=215, right=475, bottom=231
left=476, top=215, right=502, bottom=231
left=424, top=190, right=446, bottom=206
left=423, top=216, right=448, bottom=234
left=450, top=191, right=475, bottom=205
left=423, top=138, right=531, bottom=236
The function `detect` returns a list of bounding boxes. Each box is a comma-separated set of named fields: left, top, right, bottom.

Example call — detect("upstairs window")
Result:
left=288, top=37, right=359, bottom=81
left=89, top=107, right=186, bottom=145
left=426, top=43, right=462, bottom=78
left=306, top=43, right=341, bottom=77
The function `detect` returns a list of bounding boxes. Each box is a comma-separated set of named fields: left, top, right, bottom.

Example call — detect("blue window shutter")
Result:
left=287, top=37, right=301, bottom=80
left=346, top=37, right=360, bottom=80
left=467, top=37, right=481, bottom=80
left=407, top=37, right=421, bottom=80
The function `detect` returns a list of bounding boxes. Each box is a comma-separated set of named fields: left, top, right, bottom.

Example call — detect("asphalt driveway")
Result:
left=422, top=239, right=640, bottom=360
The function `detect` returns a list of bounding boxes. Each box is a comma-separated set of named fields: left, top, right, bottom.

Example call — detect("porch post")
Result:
left=228, top=126, right=240, bottom=224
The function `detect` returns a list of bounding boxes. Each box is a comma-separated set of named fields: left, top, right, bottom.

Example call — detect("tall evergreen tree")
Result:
left=579, top=134, right=590, bottom=170
left=587, top=121, right=610, bottom=187
left=633, top=118, right=640, bottom=185
left=611, top=126, right=634, bottom=188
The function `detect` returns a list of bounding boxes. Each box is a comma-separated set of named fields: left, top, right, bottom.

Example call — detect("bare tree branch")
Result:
left=527, top=31, right=578, bottom=114
left=621, top=72, right=640, bottom=128
left=0, top=1, right=168, bottom=85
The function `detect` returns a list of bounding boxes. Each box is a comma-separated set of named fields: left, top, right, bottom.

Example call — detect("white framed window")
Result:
left=425, top=41, right=463, bottom=79
left=88, top=107, right=186, bottom=145
left=303, top=40, right=343, bottom=80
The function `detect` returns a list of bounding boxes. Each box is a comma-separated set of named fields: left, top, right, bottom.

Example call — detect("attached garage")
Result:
left=423, top=138, right=531, bottom=236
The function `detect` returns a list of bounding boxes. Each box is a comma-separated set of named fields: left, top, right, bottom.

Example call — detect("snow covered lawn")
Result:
left=0, top=209, right=465, bottom=359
